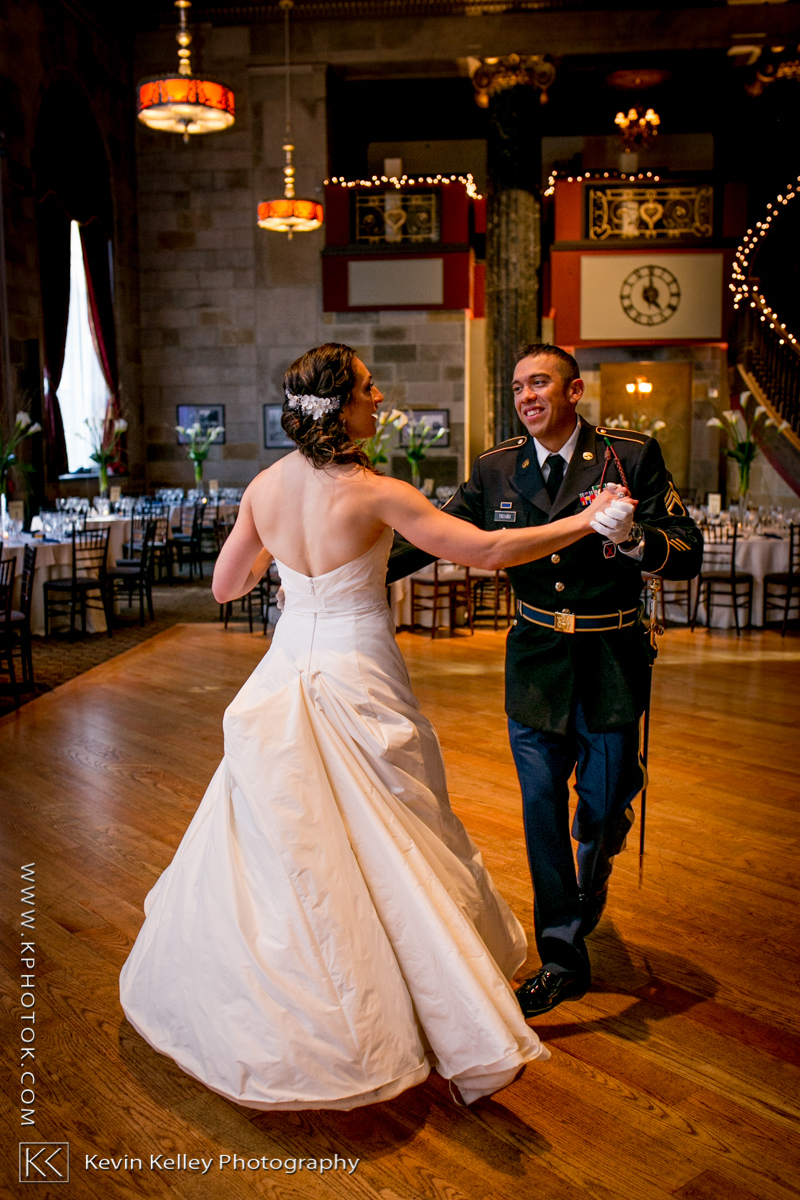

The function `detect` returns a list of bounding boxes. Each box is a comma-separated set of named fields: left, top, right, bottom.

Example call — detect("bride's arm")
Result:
left=373, top=477, right=627, bottom=570
left=212, top=488, right=273, bottom=603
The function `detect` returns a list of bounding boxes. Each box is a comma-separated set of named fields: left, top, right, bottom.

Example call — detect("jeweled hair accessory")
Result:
left=284, top=391, right=341, bottom=421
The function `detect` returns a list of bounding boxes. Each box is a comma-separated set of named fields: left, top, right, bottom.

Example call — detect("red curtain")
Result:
left=80, top=219, right=118, bottom=404
left=80, top=218, right=125, bottom=471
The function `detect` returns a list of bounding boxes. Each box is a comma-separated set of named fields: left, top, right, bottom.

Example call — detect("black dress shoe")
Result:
left=579, top=886, right=608, bottom=937
left=516, top=968, right=588, bottom=1017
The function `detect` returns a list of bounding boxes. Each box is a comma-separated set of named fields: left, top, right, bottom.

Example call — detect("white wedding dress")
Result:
left=120, top=528, right=547, bottom=1110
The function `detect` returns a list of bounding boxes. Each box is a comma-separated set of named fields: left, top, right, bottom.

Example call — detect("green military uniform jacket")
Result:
left=387, top=417, right=703, bottom=736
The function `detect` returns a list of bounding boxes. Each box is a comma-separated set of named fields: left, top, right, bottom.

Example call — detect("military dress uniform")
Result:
left=387, top=416, right=703, bottom=985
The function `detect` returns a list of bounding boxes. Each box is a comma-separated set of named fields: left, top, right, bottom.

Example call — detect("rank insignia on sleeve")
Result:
left=603, top=541, right=617, bottom=558
left=579, top=485, right=601, bottom=507
left=665, top=481, right=686, bottom=516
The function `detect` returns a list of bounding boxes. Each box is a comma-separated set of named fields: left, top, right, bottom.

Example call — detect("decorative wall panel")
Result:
left=588, top=185, right=713, bottom=241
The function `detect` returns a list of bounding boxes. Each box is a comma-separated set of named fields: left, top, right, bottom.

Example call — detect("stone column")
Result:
left=485, top=85, right=542, bottom=445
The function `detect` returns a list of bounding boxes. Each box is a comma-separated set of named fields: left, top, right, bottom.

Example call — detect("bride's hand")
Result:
left=584, top=484, right=633, bottom=519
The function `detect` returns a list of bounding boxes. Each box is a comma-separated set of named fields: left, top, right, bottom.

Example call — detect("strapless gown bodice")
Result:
left=275, top=527, right=394, bottom=615
left=120, top=526, right=547, bottom=1111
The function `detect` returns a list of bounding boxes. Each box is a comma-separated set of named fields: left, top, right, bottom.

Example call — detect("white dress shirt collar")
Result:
left=533, top=419, right=581, bottom=470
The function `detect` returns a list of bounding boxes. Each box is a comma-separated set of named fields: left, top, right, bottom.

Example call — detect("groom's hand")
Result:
left=590, top=497, right=637, bottom=544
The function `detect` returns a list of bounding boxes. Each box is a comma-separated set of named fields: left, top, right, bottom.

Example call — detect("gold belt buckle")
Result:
left=554, top=609, right=576, bottom=634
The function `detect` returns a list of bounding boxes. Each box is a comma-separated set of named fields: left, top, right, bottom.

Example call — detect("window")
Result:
left=59, top=221, right=110, bottom=471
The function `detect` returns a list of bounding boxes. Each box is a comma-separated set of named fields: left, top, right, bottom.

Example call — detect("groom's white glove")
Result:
left=590, top=499, right=636, bottom=544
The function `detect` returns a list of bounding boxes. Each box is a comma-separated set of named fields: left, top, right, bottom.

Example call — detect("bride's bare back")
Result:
left=212, top=449, right=626, bottom=605
left=251, top=451, right=387, bottom=577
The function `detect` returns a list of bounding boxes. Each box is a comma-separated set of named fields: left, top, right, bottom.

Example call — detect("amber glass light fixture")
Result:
left=257, top=0, right=323, bottom=239
left=137, top=1, right=234, bottom=143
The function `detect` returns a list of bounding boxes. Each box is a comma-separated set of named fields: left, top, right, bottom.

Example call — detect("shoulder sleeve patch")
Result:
left=479, top=436, right=527, bottom=458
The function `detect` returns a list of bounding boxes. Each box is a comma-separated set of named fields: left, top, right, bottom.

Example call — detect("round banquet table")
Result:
left=2, top=517, right=131, bottom=635
left=664, top=533, right=790, bottom=628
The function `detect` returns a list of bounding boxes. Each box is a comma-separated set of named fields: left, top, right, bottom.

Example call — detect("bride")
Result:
left=119, top=342, right=623, bottom=1111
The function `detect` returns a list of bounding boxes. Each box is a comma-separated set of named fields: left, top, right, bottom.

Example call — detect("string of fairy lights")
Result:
left=543, top=168, right=662, bottom=196
left=326, top=169, right=665, bottom=200
left=325, top=173, right=482, bottom=199
left=731, top=175, right=800, bottom=350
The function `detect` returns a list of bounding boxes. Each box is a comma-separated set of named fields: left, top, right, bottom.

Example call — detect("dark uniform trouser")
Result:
left=508, top=701, right=642, bottom=980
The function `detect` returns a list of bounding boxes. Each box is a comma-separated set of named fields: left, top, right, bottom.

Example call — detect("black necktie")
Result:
left=545, top=453, right=565, bottom=503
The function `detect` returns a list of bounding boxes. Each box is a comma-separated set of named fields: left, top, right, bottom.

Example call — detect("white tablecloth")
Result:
left=665, top=534, right=789, bottom=628
left=3, top=518, right=131, bottom=636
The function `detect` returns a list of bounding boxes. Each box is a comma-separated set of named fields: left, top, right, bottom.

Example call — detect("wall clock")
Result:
left=619, top=264, right=681, bottom=326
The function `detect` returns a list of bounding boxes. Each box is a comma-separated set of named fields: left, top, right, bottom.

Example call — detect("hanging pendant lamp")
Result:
left=137, top=0, right=234, bottom=144
left=257, top=0, right=323, bottom=239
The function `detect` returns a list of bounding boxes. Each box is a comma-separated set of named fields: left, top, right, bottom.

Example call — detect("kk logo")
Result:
left=19, top=1143, right=69, bottom=1183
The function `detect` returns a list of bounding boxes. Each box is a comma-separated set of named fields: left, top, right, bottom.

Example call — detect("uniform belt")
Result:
left=516, top=600, right=638, bottom=634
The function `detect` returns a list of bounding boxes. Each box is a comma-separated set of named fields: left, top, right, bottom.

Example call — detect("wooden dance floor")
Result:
left=1, top=623, right=799, bottom=1200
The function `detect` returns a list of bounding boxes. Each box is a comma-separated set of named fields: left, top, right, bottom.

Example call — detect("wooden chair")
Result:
left=43, top=526, right=113, bottom=638
left=171, top=503, right=205, bottom=580
left=410, top=560, right=473, bottom=639
left=216, top=521, right=264, bottom=633
left=201, top=499, right=220, bottom=559
left=645, top=570, right=692, bottom=626
left=691, top=524, right=753, bottom=635
left=763, top=523, right=800, bottom=636
left=9, top=544, right=36, bottom=688
left=107, top=520, right=157, bottom=626
left=470, top=568, right=513, bottom=630
left=659, top=578, right=692, bottom=624
left=0, top=557, right=19, bottom=706
left=124, top=506, right=172, bottom=581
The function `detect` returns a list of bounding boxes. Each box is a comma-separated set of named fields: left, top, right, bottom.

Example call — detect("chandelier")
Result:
left=626, top=376, right=653, bottom=396
left=614, top=106, right=660, bottom=152
left=469, top=54, right=556, bottom=108
left=137, top=1, right=234, bottom=143
left=257, top=0, right=323, bottom=239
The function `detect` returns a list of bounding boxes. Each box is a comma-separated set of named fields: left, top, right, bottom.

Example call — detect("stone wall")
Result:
left=321, top=309, right=467, bottom=480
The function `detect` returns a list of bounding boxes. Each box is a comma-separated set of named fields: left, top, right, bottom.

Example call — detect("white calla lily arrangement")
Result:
left=606, top=412, right=666, bottom=439
left=83, top=406, right=128, bottom=495
left=175, top=422, right=226, bottom=488
left=0, top=410, right=43, bottom=499
left=361, top=407, right=408, bottom=467
left=706, top=392, right=789, bottom=504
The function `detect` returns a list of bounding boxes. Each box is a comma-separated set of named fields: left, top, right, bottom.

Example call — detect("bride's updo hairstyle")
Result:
left=282, top=342, right=375, bottom=472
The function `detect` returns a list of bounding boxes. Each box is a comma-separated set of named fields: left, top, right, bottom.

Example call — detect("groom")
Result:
left=387, top=344, right=702, bottom=1014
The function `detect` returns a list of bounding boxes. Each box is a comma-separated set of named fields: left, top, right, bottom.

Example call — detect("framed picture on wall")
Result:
left=399, top=408, right=450, bottom=449
left=263, top=404, right=294, bottom=449
left=175, top=405, right=226, bottom=444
